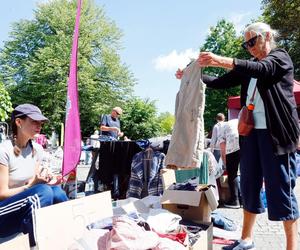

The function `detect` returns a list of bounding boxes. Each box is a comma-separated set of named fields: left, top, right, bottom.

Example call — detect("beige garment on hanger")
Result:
left=165, top=60, right=206, bottom=168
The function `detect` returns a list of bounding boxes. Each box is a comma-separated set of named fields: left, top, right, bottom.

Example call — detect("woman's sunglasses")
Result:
left=242, top=35, right=259, bottom=50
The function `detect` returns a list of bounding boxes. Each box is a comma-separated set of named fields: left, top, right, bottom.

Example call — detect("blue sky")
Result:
left=0, top=0, right=262, bottom=114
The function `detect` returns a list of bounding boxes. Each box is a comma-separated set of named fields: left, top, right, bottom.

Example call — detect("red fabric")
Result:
left=155, top=232, right=187, bottom=245
left=35, top=134, right=47, bottom=148
left=294, top=80, right=300, bottom=104
left=212, top=237, right=235, bottom=245
left=227, top=96, right=241, bottom=109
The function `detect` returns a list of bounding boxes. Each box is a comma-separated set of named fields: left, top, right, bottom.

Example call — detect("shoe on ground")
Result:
left=222, top=239, right=255, bottom=250
left=224, top=200, right=240, bottom=209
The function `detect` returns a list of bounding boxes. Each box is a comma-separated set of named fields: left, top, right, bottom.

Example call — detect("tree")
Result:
left=0, top=81, right=12, bottom=122
left=262, top=0, right=300, bottom=78
left=157, top=112, right=174, bottom=135
left=200, top=19, right=249, bottom=132
left=0, top=0, right=135, bottom=136
left=121, top=98, right=161, bottom=140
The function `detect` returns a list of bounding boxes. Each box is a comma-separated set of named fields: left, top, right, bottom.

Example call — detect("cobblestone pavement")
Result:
left=77, top=165, right=300, bottom=250
left=213, top=178, right=300, bottom=250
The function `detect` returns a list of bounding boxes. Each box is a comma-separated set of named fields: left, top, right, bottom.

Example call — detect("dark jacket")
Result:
left=203, top=48, right=299, bottom=155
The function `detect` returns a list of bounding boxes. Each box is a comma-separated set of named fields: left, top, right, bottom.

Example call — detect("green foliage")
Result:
left=157, top=112, right=175, bottom=136
left=262, top=0, right=300, bottom=78
left=200, top=19, right=249, bottom=132
left=121, top=98, right=161, bottom=140
left=0, top=81, right=13, bottom=121
left=0, top=0, right=135, bottom=137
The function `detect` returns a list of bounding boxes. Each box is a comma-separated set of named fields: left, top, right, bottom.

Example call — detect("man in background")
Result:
left=100, top=107, right=124, bottom=140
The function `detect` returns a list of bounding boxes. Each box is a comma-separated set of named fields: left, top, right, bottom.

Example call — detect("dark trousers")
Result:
left=226, top=150, right=241, bottom=202
left=240, top=129, right=299, bottom=220
left=0, top=184, right=68, bottom=246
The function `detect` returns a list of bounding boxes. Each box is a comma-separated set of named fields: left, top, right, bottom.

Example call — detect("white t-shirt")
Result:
left=217, top=119, right=240, bottom=155
left=210, top=121, right=224, bottom=151
left=0, top=140, right=44, bottom=188
left=90, top=134, right=100, bottom=148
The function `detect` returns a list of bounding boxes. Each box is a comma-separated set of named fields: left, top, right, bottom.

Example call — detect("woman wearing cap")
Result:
left=177, top=22, right=299, bottom=250
left=0, top=104, right=68, bottom=246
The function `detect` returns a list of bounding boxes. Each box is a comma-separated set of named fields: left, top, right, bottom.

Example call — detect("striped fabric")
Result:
left=126, top=150, right=165, bottom=199
left=0, top=194, right=40, bottom=245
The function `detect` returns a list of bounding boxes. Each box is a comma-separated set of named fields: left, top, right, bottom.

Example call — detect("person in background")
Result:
left=210, top=113, right=225, bottom=161
left=218, top=119, right=241, bottom=209
left=50, top=129, right=58, bottom=149
left=0, top=125, right=6, bottom=143
left=90, top=130, right=100, bottom=159
left=177, top=22, right=299, bottom=250
left=90, top=130, right=100, bottom=148
left=0, top=104, right=68, bottom=246
left=34, top=133, right=48, bottom=149
left=100, top=107, right=124, bottom=140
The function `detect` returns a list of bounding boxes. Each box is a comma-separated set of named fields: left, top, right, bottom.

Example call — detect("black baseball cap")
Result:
left=13, top=104, right=49, bottom=122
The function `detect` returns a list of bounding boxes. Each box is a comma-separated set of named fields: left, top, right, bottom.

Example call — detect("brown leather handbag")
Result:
left=238, top=87, right=256, bottom=136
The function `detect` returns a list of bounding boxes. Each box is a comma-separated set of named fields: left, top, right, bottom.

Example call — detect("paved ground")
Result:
left=213, top=178, right=300, bottom=250
left=77, top=165, right=300, bottom=250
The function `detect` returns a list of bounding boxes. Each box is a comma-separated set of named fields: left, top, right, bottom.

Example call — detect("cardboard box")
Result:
left=0, top=234, right=29, bottom=250
left=218, top=175, right=231, bottom=203
left=186, top=222, right=213, bottom=250
left=161, top=169, right=218, bottom=223
left=161, top=188, right=211, bottom=223
left=219, top=175, right=229, bottom=188
left=35, top=191, right=112, bottom=250
left=219, top=186, right=230, bottom=203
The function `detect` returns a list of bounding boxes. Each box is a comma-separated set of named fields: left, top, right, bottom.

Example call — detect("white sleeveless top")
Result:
left=246, top=78, right=267, bottom=129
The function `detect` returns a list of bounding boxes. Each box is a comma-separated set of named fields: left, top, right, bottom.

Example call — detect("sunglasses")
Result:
left=242, top=35, right=259, bottom=50
left=115, top=111, right=120, bottom=115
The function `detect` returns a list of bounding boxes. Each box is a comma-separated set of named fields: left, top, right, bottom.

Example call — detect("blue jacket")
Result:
left=126, top=149, right=165, bottom=198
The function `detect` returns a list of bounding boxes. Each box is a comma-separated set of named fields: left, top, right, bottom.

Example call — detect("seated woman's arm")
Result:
left=0, top=163, right=50, bottom=201
left=0, top=164, right=29, bottom=200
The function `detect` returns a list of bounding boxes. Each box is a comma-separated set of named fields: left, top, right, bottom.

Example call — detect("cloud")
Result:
left=35, top=0, right=51, bottom=4
left=153, top=49, right=198, bottom=72
left=228, top=12, right=252, bottom=34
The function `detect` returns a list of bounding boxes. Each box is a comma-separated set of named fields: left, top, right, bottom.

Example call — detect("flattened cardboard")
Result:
left=113, top=197, right=150, bottom=215
left=161, top=168, right=177, bottom=189
left=0, top=234, right=29, bottom=250
left=203, top=187, right=218, bottom=211
left=35, top=191, right=112, bottom=250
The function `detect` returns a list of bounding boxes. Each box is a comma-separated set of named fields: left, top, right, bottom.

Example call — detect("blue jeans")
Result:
left=0, top=184, right=68, bottom=246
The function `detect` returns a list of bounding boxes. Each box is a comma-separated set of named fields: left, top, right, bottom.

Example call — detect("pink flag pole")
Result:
left=62, top=0, right=82, bottom=177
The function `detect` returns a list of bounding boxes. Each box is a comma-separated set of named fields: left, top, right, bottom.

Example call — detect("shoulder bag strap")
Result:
left=249, top=86, right=257, bottom=104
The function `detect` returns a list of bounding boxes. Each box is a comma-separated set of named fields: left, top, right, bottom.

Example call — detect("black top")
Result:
left=203, top=48, right=299, bottom=155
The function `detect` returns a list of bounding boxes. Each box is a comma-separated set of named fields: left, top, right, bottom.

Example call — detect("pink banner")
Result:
left=62, top=0, right=82, bottom=176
